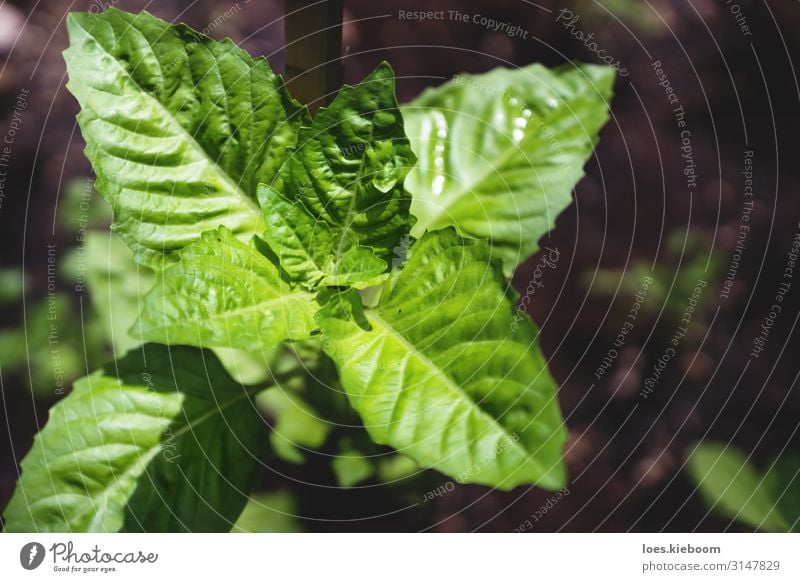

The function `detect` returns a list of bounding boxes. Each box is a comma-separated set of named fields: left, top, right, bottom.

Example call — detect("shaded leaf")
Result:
left=687, top=442, right=788, bottom=531
left=3, top=344, right=265, bottom=532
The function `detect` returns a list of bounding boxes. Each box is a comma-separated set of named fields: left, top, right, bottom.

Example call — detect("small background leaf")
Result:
left=687, top=442, right=789, bottom=531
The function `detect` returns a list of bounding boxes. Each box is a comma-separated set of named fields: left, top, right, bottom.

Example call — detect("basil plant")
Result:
left=3, top=8, right=614, bottom=532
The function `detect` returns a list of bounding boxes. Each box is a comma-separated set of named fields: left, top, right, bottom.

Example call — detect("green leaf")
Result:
left=64, top=9, right=308, bottom=269
left=58, top=178, right=111, bottom=234
left=257, top=386, right=331, bottom=465
left=232, top=491, right=301, bottom=533
left=403, top=64, right=614, bottom=273
left=82, top=229, right=279, bottom=383
left=765, top=454, right=800, bottom=532
left=258, top=63, right=416, bottom=288
left=0, top=267, right=25, bottom=306
left=332, top=449, right=375, bottom=488
left=84, top=232, right=153, bottom=353
left=3, top=344, right=265, bottom=532
left=137, top=227, right=317, bottom=352
left=377, top=454, right=419, bottom=483
left=316, top=229, right=567, bottom=490
left=687, top=442, right=788, bottom=531
left=8, top=294, right=91, bottom=398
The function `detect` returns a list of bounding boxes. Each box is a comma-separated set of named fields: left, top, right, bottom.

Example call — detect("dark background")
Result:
left=1, top=0, right=799, bottom=531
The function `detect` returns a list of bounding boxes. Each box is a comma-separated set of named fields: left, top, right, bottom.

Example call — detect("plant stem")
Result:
left=284, top=0, right=344, bottom=112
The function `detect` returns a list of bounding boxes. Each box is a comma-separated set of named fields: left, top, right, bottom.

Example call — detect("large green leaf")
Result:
left=687, top=442, right=789, bottom=531
left=317, top=229, right=566, bottom=490
left=403, top=64, right=614, bottom=273
left=3, top=344, right=265, bottom=532
left=64, top=9, right=308, bottom=269
left=137, top=227, right=316, bottom=352
left=258, top=63, right=416, bottom=289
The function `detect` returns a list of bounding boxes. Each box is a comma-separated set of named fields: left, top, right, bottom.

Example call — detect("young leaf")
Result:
left=64, top=9, right=308, bottom=269
left=687, top=442, right=788, bottom=531
left=403, top=64, right=615, bottom=273
left=137, top=227, right=317, bottom=352
left=3, top=344, right=265, bottom=532
left=316, top=229, right=567, bottom=491
left=258, top=63, right=416, bottom=288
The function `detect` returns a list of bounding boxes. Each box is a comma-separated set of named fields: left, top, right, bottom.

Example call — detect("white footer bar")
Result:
left=1, top=533, right=798, bottom=581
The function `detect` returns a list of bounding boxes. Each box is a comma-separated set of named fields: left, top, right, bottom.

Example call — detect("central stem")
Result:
left=284, top=0, right=345, bottom=113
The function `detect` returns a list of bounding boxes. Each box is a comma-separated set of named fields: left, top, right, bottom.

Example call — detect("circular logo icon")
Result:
left=20, top=542, right=46, bottom=570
